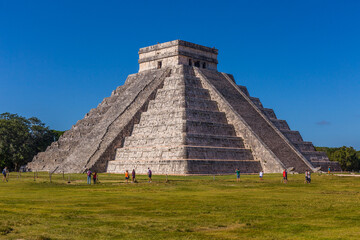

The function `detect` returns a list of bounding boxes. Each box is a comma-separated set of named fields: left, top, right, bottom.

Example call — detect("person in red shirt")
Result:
left=282, top=169, right=288, bottom=184
left=93, top=172, right=97, bottom=184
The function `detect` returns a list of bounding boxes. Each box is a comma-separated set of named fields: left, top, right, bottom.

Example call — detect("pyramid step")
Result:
left=123, top=134, right=184, bottom=147
left=291, top=141, right=315, bottom=152
left=249, top=97, right=263, bottom=108
left=131, top=121, right=185, bottom=136
left=186, top=146, right=253, bottom=160
left=140, top=108, right=228, bottom=125
left=132, top=120, right=236, bottom=137
left=116, top=145, right=253, bottom=161
left=185, top=109, right=228, bottom=124
left=140, top=110, right=185, bottom=122
left=261, top=108, right=277, bottom=119
left=137, top=110, right=228, bottom=127
left=186, top=121, right=236, bottom=136
left=270, top=118, right=290, bottom=131
left=156, top=86, right=211, bottom=100
left=185, top=133, right=245, bottom=148
left=147, top=98, right=219, bottom=112
left=187, top=159, right=261, bottom=174
left=281, top=130, right=303, bottom=142
left=107, top=159, right=188, bottom=174
left=309, top=161, right=342, bottom=172
left=116, top=146, right=186, bottom=160
left=302, top=151, right=329, bottom=162
left=163, top=75, right=202, bottom=88
left=137, top=117, right=184, bottom=127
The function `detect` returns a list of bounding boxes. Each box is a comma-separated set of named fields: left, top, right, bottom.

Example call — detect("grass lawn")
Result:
left=0, top=172, right=359, bottom=240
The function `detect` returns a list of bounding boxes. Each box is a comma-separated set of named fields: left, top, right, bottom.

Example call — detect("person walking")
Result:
left=328, top=166, right=331, bottom=174
left=282, top=169, right=288, bottom=183
left=93, top=171, right=97, bottom=184
left=125, top=170, right=129, bottom=183
left=305, top=170, right=308, bottom=184
left=147, top=168, right=152, bottom=183
left=259, top=171, right=264, bottom=180
left=132, top=169, right=136, bottom=183
left=86, top=169, right=92, bottom=185
left=307, top=171, right=311, bottom=184
left=235, top=168, right=240, bottom=182
left=2, top=167, right=8, bottom=182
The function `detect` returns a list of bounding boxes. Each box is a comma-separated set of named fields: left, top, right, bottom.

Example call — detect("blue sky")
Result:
left=1, top=0, right=359, bottom=149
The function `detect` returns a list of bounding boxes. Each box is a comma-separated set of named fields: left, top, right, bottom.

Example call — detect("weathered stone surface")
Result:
left=108, top=64, right=259, bottom=174
left=28, top=40, right=339, bottom=174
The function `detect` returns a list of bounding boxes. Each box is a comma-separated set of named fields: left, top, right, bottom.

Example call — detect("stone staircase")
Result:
left=107, top=66, right=261, bottom=174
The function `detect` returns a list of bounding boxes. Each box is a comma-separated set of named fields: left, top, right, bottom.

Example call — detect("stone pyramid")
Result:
left=28, top=40, right=341, bottom=174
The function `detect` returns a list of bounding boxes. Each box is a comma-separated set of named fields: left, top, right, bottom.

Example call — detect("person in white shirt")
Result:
left=259, top=171, right=263, bottom=180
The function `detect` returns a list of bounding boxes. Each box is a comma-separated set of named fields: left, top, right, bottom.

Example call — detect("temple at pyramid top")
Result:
left=138, top=40, right=218, bottom=72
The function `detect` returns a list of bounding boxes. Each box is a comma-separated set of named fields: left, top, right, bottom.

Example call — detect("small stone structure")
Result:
left=27, top=40, right=341, bottom=174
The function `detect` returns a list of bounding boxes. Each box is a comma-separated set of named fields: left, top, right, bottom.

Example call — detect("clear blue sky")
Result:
left=1, top=0, right=359, bottom=149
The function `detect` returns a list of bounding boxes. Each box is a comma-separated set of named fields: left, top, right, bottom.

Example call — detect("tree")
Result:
left=0, top=113, right=64, bottom=171
left=333, top=147, right=359, bottom=171
left=316, top=146, right=360, bottom=171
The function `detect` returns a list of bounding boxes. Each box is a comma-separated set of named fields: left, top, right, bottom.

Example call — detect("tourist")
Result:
left=282, top=169, right=287, bottom=183
left=305, top=170, right=308, bottom=184
left=86, top=169, right=92, bottom=184
left=328, top=166, right=331, bottom=174
left=148, top=168, right=152, bottom=183
left=125, top=170, right=129, bottom=183
left=132, top=169, right=136, bottom=182
left=307, top=171, right=311, bottom=184
left=259, top=171, right=263, bottom=180
left=235, top=168, right=240, bottom=182
left=93, top=171, right=97, bottom=184
left=2, top=167, right=8, bottom=182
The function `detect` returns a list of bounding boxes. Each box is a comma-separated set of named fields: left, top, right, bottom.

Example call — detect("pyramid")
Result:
left=28, top=40, right=341, bottom=174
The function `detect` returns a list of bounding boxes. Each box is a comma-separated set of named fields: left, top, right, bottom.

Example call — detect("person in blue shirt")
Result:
left=86, top=169, right=92, bottom=184
left=2, top=167, right=8, bottom=182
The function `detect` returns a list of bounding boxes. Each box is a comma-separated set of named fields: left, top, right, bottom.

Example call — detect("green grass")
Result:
left=0, top=172, right=359, bottom=240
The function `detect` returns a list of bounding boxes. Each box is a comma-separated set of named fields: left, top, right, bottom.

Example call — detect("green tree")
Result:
left=316, top=146, right=360, bottom=171
left=333, top=146, right=359, bottom=171
left=0, top=113, right=63, bottom=171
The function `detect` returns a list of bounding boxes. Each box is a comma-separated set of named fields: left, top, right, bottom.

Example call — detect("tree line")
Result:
left=1, top=112, right=359, bottom=172
left=0, top=113, right=64, bottom=171
left=315, top=146, right=360, bottom=172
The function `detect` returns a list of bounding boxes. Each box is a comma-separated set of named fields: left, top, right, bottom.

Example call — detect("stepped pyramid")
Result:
left=28, top=40, right=340, bottom=174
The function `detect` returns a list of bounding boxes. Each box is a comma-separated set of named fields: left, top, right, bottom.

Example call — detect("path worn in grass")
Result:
left=0, top=172, right=359, bottom=239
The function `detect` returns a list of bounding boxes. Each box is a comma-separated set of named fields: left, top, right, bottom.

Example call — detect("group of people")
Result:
left=235, top=168, right=264, bottom=181
left=85, top=168, right=153, bottom=184
left=235, top=168, right=313, bottom=184
left=124, top=168, right=152, bottom=183
left=86, top=169, right=97, bottom=184
left=0, top=166, right=330, bottom=185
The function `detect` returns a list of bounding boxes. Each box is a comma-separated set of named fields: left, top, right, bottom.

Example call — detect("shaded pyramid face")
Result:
left=28, top=40, right=340, bottom=174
